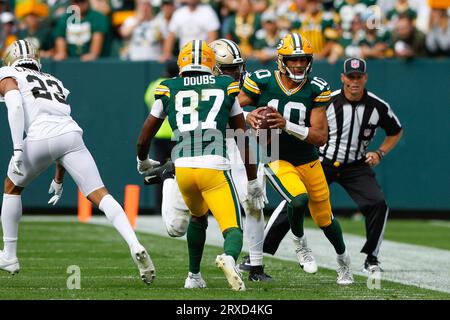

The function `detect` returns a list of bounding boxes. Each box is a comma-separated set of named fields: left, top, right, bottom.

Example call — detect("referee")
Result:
left=241, top=58, right=403, bottom=272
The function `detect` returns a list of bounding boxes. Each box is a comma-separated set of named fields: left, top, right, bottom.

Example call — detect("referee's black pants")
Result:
left=263, top=159, right=389, bottom=258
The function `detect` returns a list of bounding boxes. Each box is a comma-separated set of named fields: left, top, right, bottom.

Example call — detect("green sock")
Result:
left=223, top=228, right=243, bottom=261
left=287, top=194, right=309, bottom=238
left=187, top=218, right=207, bottom=274
left=321, top=219, right=346, bottom=255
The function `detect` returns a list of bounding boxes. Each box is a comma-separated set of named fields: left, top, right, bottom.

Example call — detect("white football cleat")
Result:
left=131, top=245, right=155, bottom=285
left=336, top=252, right=354, bottom=285
left=293, top=236, right=318, bottom=274
left=184, top=272, right=207, bottom=289
left=215, top=254, right=246, bottom=291
left=0, top=250, right=20, bottom=275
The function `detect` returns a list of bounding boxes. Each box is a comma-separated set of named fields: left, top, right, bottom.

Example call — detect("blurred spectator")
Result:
left=334, top=0, right=375, bottom=32
left=161, top=0, right=220, bottom=61
left=0, top=12, right=16, bottom=57
left=53, top=0, right=111, bottom=61
left=47, top=0, right=71, bottom=27
left=337, top=13, right=366, bottom=58
left=252, top=0, right=270, bottom=14
left=392, top=14, right=426, bottom=58
left=18, top=12, right=55, bottom=58
left=386, top=0, right=417, bottom=22
left=0, top=0, right=10, bottom=12
left=359, top=12, right=394, bottom=58
left=119, top=0, right=162, bottom=60
left=425, top=7, right=450, bottom=57
left=225, top=0, right=261, bottom=57
left=219, top=0, right=238, bottom=37
left=90, top=0, right=112, bottom=16
left=290, top=0, right=339, bottom=59
left=253, top=9, right=282, bottom=63
left=153, top=0, right=177, bottom=56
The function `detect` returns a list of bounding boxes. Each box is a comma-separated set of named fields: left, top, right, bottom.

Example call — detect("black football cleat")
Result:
left=249, top=265, right=273, bottom=282
left=364, top=254, right=383, bottom=273
left=238, top=255, right=251, bottom=272
left=144, top=160, right=175, bottom=185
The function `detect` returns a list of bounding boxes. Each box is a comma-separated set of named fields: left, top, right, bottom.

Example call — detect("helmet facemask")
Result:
left=215, top=62, right=246, bottom=86
left=278, top=55, right=312, bottom=83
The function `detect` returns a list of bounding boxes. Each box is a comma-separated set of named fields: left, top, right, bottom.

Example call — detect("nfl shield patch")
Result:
left=351, top=59, right=360, bottom=69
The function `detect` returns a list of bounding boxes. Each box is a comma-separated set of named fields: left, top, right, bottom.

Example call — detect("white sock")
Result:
left=99, top=194, right=140, bottom=251
left=161, top=178, right=175, bottom=227
left=337, top=250, right=350, bottom=265
left=1, top=194, right=22, bottom=260
left=244, top=205, right=265, bottom=267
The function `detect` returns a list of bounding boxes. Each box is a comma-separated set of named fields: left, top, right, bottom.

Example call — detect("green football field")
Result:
left=0, top=218, right=449, bottom=300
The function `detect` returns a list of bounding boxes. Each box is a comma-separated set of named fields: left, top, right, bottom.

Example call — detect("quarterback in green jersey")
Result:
left=238, top=33, right=354, bottom=285
left=136, top=40, right=266, bottom=291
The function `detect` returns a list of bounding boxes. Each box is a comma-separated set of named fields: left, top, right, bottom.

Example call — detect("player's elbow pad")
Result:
left=4, top=89, right=25, bottom=150
left=284, top=121, right=309, bottom=141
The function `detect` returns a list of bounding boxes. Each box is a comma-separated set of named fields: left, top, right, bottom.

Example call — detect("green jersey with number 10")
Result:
left=242, top=69, right=331, bottom=166
left=153, top=74, right=241, bottom=169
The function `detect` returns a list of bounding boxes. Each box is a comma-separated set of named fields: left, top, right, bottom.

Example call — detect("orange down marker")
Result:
left=77, top=189, right=92, bottom=223
left=124, top=184, right=140, bottom=229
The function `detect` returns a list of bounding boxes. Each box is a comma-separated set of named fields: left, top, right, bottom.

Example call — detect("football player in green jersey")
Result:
left=136, top=40, right=266, bottom=291
left=238, top=33, right=354, bottom=285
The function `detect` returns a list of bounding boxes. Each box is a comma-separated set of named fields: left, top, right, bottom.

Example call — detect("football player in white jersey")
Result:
left=145, top=39, right=272, bottom=282
left=0, top=40, right=155, bottom=285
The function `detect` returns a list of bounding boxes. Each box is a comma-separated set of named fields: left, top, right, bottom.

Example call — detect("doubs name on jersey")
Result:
left=183, top=75, right=216, bottom=86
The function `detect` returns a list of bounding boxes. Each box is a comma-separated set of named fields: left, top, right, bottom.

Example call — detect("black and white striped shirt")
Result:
left=319, top=89, right=402, bottom=165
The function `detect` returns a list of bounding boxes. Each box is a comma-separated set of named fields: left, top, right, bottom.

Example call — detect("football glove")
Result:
left=137, top=156, right=160, bottom=175
left=48, top=179, right=63, bottom=205
left=247, top=179, right=268, bottom=211
left=10, top=149, right=24, bottom=176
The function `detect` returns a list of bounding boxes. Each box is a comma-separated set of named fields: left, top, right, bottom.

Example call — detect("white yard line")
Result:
left=22, top=215, right=450, bottom=294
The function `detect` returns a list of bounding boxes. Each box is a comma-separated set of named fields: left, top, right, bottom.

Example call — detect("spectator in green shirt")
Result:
left=18, top=12, right=54, bottom=58
left=53, top=0, right=111, bottom=61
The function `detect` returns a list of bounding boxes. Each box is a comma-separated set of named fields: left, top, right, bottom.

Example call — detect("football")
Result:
left=254, top=106, right=277, bottom=145
left=256, top=106, right=277, bottom=130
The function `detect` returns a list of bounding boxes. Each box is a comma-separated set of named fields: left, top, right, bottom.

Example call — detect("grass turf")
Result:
left=304, top=218, right=450, bottom=251
left=1, top=221, right=449, bottom=300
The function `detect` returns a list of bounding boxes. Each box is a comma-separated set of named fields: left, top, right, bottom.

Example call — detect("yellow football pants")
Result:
left=175, top=167, right=241, bottom=232
left=265, top=160, right=333, bottom=227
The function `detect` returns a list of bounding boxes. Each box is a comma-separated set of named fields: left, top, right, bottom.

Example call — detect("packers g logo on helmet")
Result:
left=277, top=33, right=313, bottom=82
left=2, top=39, right=41, bottom=71
left=177, top=40, right=215, bottom=75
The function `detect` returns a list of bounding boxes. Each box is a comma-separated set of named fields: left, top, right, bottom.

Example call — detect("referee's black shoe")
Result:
left=364, top=254, right=383, bottom=273
left=144, top=160, right=175, bottom=185
left=249, top=265, right=273, bottom=282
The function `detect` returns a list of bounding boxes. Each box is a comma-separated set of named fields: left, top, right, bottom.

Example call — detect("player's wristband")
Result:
left=284, top=121, right=309, bottom=141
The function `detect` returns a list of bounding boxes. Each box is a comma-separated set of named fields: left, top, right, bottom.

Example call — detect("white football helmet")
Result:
left=2, top=39, right=42, bottom=71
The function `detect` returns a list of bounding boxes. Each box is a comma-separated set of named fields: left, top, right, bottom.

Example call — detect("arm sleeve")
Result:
left=150, top=99, right=167, bottom=119
left=229, top=97, right=243, bottom=117
left=4, top=90, right=25, bottom=150
left=284, top=121, right=309, bottom=141
left=311, top=78, right=332, bottom=108
left=241, top=72, right=264, bottom=104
